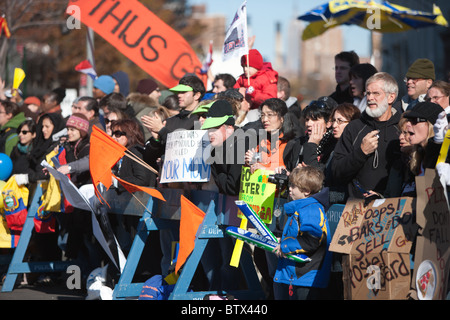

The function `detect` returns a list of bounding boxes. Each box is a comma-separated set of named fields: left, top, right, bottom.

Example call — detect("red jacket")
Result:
left=234, top=62, right=278, bottom=109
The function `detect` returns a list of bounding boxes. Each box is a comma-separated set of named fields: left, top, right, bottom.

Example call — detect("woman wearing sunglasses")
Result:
left=400, top=101, right=444, bottom=196
left=10, top=119, right=37, bottom=175
left=110, top=119, right=152, bottom=190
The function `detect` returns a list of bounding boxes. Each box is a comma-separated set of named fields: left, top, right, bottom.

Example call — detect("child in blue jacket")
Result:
left=274, top=166, right=332, bottom=300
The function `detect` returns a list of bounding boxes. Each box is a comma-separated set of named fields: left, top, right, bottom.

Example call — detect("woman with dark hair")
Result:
left=110, top=119, right=150, bottom=189
left=244, top=98, right=301, bottom=173
left=296, top=97, right=337, bottom=172
left=325, top=103, right=361, bottom=204
left=61, top=113, right=91, bottom=186
left=10, top=119, right=37, bottom=175
left=14, top=112, right=66, bottom=185
left=349, top=63, right=378, bottom=112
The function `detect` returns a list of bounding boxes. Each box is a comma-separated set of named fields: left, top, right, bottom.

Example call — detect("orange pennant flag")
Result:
left=89, top=126, right=127, bottom=204
left=112, top=174, right=165, bottom=202
left=175, top=195, right=206, bottom=274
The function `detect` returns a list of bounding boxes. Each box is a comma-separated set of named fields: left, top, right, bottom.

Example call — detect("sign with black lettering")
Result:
left=68, top=0, right=203, bottom=88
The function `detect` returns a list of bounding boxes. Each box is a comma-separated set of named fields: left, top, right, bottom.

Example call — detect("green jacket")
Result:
left=0, top=112, right=27, bottom=156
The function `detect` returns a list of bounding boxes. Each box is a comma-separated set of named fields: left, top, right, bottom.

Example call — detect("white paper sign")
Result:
left=160, top=130, right=211, bottom=183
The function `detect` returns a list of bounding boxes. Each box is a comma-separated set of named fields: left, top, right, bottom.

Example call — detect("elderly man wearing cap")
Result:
left=401, top=58, right=435, bottom=111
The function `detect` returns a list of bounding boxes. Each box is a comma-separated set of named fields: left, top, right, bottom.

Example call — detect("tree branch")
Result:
left=11, top=20, right=67, bottom=33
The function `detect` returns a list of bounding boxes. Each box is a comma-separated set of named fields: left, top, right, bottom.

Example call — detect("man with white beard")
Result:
left=332, top=72, right=402, bottom=200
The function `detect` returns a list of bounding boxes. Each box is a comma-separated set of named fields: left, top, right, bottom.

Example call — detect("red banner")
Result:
left=68, top=0, right=202, bottom=88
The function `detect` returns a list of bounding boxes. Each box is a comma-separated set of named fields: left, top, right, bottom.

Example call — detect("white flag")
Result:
left=223, top=0, right=248, bottom=61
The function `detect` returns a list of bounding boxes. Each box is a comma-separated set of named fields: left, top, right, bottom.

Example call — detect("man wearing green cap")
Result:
left=401, top=58, right=435, bottom=111
left=200, top=99, right=246, bottom=290
left=143, top=75, right=205, bottom=170
left=201, top=99, right=246, bottom=196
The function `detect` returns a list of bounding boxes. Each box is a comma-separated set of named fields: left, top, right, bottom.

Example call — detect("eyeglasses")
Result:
left=19, top=130, right=31, bottom=135
left=104, top=118, right=117, bottom=125
left=403, top=77, right=424, bottom=84
left=260, top=113, right=278, bottom=120
left=332, top=118, right=349, bottom=125
left=112, top=130, right=127, bottom=138
left=428, top=96, right=445, bottom=102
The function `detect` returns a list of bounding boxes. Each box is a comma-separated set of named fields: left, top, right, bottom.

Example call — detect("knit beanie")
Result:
left=66, top=113, right=90, bottom=137
left=241, top=49, right=264, bottom=70
left=93, top=75, right=115, bottom=95
left=405, top=58, right=435, bottom=81
left=136, top=79, right=158, bottom=95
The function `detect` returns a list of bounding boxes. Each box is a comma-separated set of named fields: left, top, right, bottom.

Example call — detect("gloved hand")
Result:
left=436, top=162, right=450, bottom=186
left=15, top=174, right=29, bottom=186
left=433, top=111, right=448, bottom=143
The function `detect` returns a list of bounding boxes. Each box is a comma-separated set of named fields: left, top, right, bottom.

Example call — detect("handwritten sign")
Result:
left=160, top=130, right=210, bottom=183
left=413, top=169, right=450, bottom=300
left=68, top=0, right=202, bottom=88
left=330, top=197, right=415, bottom=300
left=238, top=167, right=276, bottom=224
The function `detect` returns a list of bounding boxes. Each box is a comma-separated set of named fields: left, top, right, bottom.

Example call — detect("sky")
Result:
left=188, top=0, right=373, bottom=62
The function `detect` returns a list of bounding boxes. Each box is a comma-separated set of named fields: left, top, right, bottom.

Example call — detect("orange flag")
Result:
left=112, top=174, right=165, bottom=202
left=67, top=0, right=202, bottom=88
left=175, top=195, right=206, bottom=274
left=89, top=126, right=127, bottom=204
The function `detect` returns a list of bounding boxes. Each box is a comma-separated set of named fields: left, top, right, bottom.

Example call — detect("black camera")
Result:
left=268, top=169, right=289, bottom=189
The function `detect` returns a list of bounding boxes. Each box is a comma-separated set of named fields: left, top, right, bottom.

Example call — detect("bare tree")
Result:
left=0, top=0, right=67, bottom=77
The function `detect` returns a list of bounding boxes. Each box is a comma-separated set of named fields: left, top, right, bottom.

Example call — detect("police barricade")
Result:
left=108, top=188, right=266, bottom=300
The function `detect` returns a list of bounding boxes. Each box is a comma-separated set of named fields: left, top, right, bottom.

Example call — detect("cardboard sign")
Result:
left=413, top=169, right=450, bottom=300
left=160, top=130, right=210, bottom=183
left=68, top=0, right=202, bottom=88
left=237, top=167, right=276, bottom=224
left=330, top=197, right=415, bottom=300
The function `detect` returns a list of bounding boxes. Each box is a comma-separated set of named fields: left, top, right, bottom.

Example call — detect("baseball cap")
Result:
left=403, top=101, right=443, bottom=125
left=201, top=100, right=235, bottom=129
left=169, top=84, right=193, bottom=92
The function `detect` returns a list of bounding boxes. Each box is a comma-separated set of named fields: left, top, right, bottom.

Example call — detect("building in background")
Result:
left=381, top=0, right=450, bottom=97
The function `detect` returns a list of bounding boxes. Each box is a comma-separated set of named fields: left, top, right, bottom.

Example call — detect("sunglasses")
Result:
left=19, top=130, right=32, bottom=135
left=408, top=117, right=427, bottom=125
left=112, top=130, right=127, bottom=138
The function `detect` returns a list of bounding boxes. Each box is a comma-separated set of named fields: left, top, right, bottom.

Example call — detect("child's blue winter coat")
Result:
left=274, top=187, right=332, bottom=288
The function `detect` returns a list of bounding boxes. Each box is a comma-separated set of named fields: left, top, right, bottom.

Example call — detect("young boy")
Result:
left=273, top=166, right=332, bottom=300
left=233, top=49, right=278, bottom=110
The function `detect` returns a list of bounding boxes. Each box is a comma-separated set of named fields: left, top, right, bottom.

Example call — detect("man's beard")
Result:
left=366, top=96, right=389, bottom=118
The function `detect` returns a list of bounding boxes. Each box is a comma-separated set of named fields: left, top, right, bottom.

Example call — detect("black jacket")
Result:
left=113, top=145, right=151, bottom=193
left=208, top=133, right=246, bottom=196
left=332, top=109, right=401, bottom=199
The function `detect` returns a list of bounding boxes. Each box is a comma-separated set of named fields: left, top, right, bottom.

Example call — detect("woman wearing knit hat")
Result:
left=63, top=113, right=91, bottom=187
left=233, top=48, right=278, bottom=110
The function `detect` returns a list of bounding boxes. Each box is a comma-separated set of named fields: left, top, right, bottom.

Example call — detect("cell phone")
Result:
left=353, top=180, right=368, bottom=194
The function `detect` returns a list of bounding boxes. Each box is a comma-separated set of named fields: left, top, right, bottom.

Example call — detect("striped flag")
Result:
left=200, top=40, right=214, bottom=74
left=75, top=59, right=97, bottom=80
